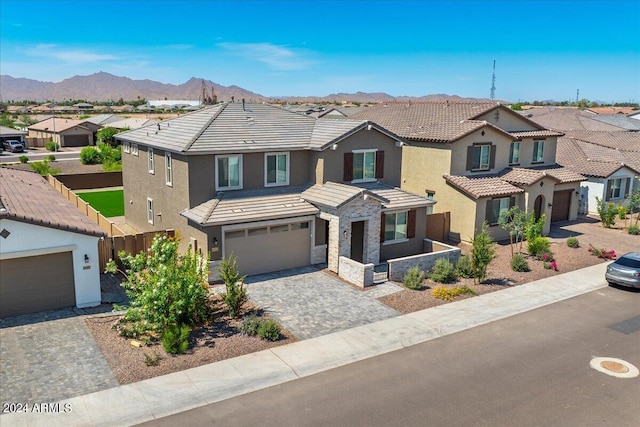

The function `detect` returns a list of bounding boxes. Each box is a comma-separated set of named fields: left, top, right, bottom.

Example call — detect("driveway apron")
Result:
left=244, top=266, right=400, bottom=340
left=0, top=309, right=118, bottom=407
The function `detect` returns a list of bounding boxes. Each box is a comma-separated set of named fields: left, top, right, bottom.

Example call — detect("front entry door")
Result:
left=350, top=221, right=365, bottom=263
left=534, top=195, right=544, bottom=220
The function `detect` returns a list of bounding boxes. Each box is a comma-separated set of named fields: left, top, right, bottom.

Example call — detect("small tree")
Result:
left=596, top=197, right=617, bottom=228
left=216, top=254, right=247, bottom=318
left=470, top=222, right=497, bottom=285
left=498, top=206, right=529, bottom=258
left=626, top=188, right=640, bottom=226
left=105, top=234, right=211, bottom=335
left=524, top=213, right=545, bottom=242
left=97, top=127, right=120, bottom=144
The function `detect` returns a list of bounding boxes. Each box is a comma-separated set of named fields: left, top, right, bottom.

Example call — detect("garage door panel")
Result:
left=63, top=134, right=90, bottom=147
left=225, top=223, right=311, bottom=276
left=0, top=252, right=75, bottom=318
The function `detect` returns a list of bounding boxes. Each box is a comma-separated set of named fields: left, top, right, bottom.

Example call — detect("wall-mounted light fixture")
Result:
left=213, top=237, right=218, bottom=246
left=84, top=254, right=89, bottom=263
left=540, top=181, right=544, bottom=187
left=343, top=230, right=348, bottom=239
left=547, top=203, right=552, bottom=208
left=331, top=144, right=338, bottom=151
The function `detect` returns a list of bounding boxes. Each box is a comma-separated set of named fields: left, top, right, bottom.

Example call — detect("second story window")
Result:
left=265, top=152, right=289, bottom=187
left=132, top=143, right=139, bottom=156
left=509, top=142, right=520, bottom=165
left=344, top=150, right=384, bottom=182
left=147, top=197, right=154, bottom=225
left=216, top=154, right=243, bottom=190
left=533, top=140, right=544, bottom=163
left=123, top=142, right=131, bottom=154
left=165, top=152, right=172, bottom=187
left=470, top=144, right=491, bottom=171
left=148, top=148, right=154, bottom=174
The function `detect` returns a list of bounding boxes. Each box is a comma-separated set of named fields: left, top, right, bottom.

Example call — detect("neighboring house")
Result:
left=0, top=125, right=28, bottom=145
left=629, top=111, right=640, bottom=121
left=117, top=102, right=433, bottom=277
left=107, top=117, right=160, bottom=130
left=519, top=107, right=626, bottom=132
left=0, top=169, right=105, bottom=317
left=589, top=115, right=640, bottom=131
left=28, top=117, right=101, bottom=147
left=85, top=114, right=122, bottom=126
left=318, top=106, right=370, bottom=118
left=73, top=102, right=95, bottom=111
left=556, top=131, right=640, bottom=215
left=350, top=102, right=585, bottom=241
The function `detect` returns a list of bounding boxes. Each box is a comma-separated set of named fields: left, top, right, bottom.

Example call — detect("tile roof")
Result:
left=510, top=130, right=564, bottom=138
left=444, top=174, right=524, bottom=199
left=355, top=182, right=435, bottom=211
left=0, top=125, right=27, bottom=136
left=562, top=130, right=640, bottom=152
left=181, top=187, right=319, bottom=226
left=348, top=102, right=518, bottom=143
left=116, top=103, right=383, bottom=154
left=28, top=118, right=92, bottom=133
left=556, top=136, right=640, bottom=178
left=591, top=115, right=640, bottom=131
left=519, top=107, right=625, bottom=132
left=0, top=168, right=105, bottom=237
left=301, top=182, right=388, bottom=209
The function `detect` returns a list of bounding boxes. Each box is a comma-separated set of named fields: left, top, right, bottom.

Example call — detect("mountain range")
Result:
left=0, top=72, right=496, bottom=104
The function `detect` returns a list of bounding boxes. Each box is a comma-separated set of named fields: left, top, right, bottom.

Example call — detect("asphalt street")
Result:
left=142, top=286, right=640, bottom=427
left=0, top=149, right=80, bottom=163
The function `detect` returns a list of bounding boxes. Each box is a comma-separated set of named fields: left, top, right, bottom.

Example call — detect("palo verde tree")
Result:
left=106, top=234, right=211, bottom=336
left=470, top=222, right=497, bottom=286
left=498, top=206, right=529, bottom=258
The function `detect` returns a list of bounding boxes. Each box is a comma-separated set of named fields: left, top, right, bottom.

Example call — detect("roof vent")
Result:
left=157, top=123, right=161, bottom=131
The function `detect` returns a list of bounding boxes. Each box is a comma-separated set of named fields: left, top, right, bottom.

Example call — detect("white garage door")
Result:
left=224, top=220, right=311, bottom=276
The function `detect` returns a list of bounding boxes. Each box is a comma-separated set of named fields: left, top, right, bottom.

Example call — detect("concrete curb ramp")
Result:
left=3, top=263, right=610, bottom=427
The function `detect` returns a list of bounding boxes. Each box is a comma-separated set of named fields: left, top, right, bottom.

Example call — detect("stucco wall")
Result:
left=380, top=207, right=428, bottom=260
left=387, top=239, right=461, bottom=282
left=448, top=127, right=516, bottom=176
left=475, top=107, right=539, bottom=132
left=314, top=127, right=403, bottom=186
left=0, top=219, right=101, bottom=308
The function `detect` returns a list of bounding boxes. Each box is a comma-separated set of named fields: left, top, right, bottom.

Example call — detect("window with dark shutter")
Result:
left=343, top=152, right=353, bottom=182
left=605, top=180, right=613, bottom=201
left=375, top=151, right=384, bottom=179
left=624, top=177, right=631, bottom=198
left=489, top=144, right=496, bottom=170
left=407, top=209, right=416, bottom=238
left=466, top=146, right=474, bottom=171
left=380, top=213, right=385, bottom=242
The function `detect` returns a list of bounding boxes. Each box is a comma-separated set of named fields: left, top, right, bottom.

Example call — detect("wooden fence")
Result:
left=98, top=229, right=176, bottom=271
left=425, top=211, right=451, bottom=243
left=47, top=175, right=125, bottom=237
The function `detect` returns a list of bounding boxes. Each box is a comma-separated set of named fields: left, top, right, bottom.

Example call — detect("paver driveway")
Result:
left=0, top=309, right=118, bottom=407
left=244, top=266, right=401, bottom=340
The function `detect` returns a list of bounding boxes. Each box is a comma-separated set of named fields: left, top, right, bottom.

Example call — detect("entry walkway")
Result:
left=2, top=262, right=612, bottom=427
left=244, top=266, right=400, bottom=339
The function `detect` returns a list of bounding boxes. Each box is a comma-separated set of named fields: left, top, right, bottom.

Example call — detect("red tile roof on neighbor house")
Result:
left=349, top=102, right=521, bottom=143
left=0, top=168, right=105, bottom=237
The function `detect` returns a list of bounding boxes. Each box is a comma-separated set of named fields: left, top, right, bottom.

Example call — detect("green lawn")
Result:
left=77, top=189, right=124, bottom=217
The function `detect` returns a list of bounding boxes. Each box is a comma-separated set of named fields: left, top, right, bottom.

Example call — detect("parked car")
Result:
left=3, top=140, right=24, bottom=153
left=605, top=252, right=640, bottom=288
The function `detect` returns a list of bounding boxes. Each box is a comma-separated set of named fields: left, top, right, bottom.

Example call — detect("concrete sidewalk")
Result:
left=3, top=263, right=611, bottom=427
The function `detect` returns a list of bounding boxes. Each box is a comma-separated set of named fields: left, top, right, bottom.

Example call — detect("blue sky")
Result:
left=1, top=0, right=639, bottom=102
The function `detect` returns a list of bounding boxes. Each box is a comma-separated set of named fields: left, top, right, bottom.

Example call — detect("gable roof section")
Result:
left=0, top=169, right=105, bottom=237
left=302, top=182, right=388, bottom=209
left=0, top=125, right=27, bottom=136
left=28, top=118, right=93, bottom=133
left=348, top=102, right=518, bottom=143
left=519, top=107, right=626, bottom=132
left=556, top=134, right=640, bottom=178
left=444, top=174, right=524, bottom=199
left=181, top=186, right=319, bottom=226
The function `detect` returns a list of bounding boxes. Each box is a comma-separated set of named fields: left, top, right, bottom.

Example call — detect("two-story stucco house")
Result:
left=350, top=102, right=585, bottom=242
left=117, top=102, right=433, bottom=277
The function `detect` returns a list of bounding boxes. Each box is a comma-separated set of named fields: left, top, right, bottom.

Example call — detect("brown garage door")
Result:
left=551, top=190, right=572, bottom=222
left=63, top=134, right=90, bottom=147
left=0, top=252, right=75, bottom=318
left=224, top=221, right=311, bottom=276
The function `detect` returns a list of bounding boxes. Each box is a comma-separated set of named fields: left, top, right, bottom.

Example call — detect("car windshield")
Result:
left=615, top=257, right=640, bottom=268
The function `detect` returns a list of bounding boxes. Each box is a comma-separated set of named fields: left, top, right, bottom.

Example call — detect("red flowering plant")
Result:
left=588, top=244, right=617, bottom=260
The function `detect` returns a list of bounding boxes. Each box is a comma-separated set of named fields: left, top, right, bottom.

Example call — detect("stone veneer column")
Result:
left=327, top=215, right=340, bottom=272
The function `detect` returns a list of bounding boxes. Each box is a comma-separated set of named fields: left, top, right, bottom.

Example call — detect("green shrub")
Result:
left=47, top=154, right=56, bottom=162
left=429, top=258, right=458, bottom=284
left=161, top=324, right=190, bottom=354
left=528, top=236, right=551, bottom=257
left=80, top=146, right=102, bottom=164
left=431, top=285, right=476, bottom=301
left=30, top=159, right=61, bottom=176
left=455, top=255, right=474, bottom=278
left=143, top=352, right=161, bottom=366
left=524, top=214, right=545, bottom=241
left=257, top=319, right=281, bottom=341
left=402, top=266, right=425, bottom=290
left=217, top=254, right=247, bottom=318
left=19, top=155, right=28, bottom=164
left=510, top=253, right=530, bottom=272
left=239, top=315, right=262, bottom=336
left=617, top=205, right=628, bottom=220
left=45, top=141, right=59, bottom=151
left=627, top=224, right=639, bottom=235
left=470, top=223, right=497, bottom=283
left=566, top=236, right=580, bottom=248
left=596, top=197, right=617, bottom=228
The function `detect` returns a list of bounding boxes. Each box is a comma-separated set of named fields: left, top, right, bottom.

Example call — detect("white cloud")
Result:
left=218, top=42, right=317, bottom=71
left=22, top=44, right=119, bottom=64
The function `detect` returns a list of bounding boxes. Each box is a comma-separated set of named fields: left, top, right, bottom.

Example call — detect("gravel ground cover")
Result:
left=85, top=299, right=295, bottom=385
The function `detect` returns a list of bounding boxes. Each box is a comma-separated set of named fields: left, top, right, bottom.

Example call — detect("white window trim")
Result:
left=351, top=148, right=378, bottom=183
left=165, top=152, right=173, bottom=187
left=383, top=210, right=409, bottom=245
left=509, top=141, right=520, bottom=165
left=472, top=145, right=491, bottom=171
left=533, top=140, right=544, bottom=163
left=489, top=197, right=511, bottom=225
left=215, top=154, right=243, bottom=191
left=123, top=142, right=131, bottom=154
left=609, top=177, right=623, bottom=200
left=148, top=148, right=155, bottom=174
left=147, top=197, right=154, bottom=225
left=131, top=143, right=139, bottom=156
left=264, top=152, right=290, bottom=187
